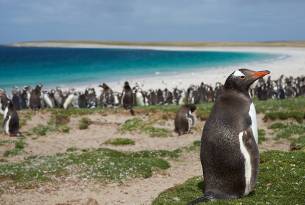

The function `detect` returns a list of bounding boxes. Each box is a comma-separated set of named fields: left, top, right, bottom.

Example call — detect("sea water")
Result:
left=0, top=46, right=277, bottom=90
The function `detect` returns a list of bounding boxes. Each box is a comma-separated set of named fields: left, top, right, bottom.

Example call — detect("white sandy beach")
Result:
left=13, top=43, right=305, bottom=92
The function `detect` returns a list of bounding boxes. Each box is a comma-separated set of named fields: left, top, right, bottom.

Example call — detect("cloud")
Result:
left=0, top=0, right=305, bottom=43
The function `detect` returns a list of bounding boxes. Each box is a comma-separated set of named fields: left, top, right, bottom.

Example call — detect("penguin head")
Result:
left=7, top=100, right=14, bottom=110
left=224, top=69, right=270, bottom=94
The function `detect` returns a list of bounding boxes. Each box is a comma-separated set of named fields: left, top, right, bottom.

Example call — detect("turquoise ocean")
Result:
left=0, top=46, right=279, bottom=90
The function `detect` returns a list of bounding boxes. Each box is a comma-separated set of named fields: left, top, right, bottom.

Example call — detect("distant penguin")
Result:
left=78, top=93, right=87, bottom=108
left=42, top=90, right=54, bottom=108
left=29, top=85, right=42, bottom=110
left=20, top=86, right=30, bottom=109
left=189, top=69, right=270, bottom=204
left=11, top=88, right=21, bottom=110
left=63, top=92, right=75, bottom=109
left=54, top=87, right=64, bottom=108
left=122, top=81, right=134, bottom=115
left=178, top=91, right=185, bottom=105
left=135, top=89, right=145, bottom=106
left=174, top=104, right=197, bottom=135
left=3, top=100, right=20, bottom=136
left=0, top=91, right=9, bottom=115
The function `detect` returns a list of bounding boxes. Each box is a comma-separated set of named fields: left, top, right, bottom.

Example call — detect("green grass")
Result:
left=255, top=97, right=305, bottom=122
left=269, top=122, right=305, bottom=139
left=0, top=148, right=171, bottom=188
left=290, top=135, right=305, bottom=151
left=0, top=140, right=15, bottom=146
left=152, top=151, right=305, bottom=205
left=104, top=138, right=135, bottom=146
left=31, top=124, right=55, bottom=136
left=258, top=129, right=266, bottom=144
left=120, top=118, right=145, bottom=132
left=120, top=118, right=171, bottom=137
left=79, top=117, right=92, bottom=130
left=143, top=126, right=171, bottom=137
left=3, top=139, right=26, bottom=157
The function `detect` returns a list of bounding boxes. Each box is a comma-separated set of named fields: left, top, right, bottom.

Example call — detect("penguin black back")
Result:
left=189, top=69, right=270, bottom=204
left=122, top=81, right=134, bottom=115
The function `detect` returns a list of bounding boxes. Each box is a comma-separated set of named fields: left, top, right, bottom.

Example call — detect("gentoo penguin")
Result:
left=29, top=84, right=42, bottom=110
left=122, top=81, right=134, bottom=115
left=3, top=100, right=20, bottom=136
left=63, top=90, right=76, bottom=109
left=174, top=104, right=197, bottom=135
left=189, top=69, right=270, bottom=204
left=42, top=90, right=54, bottom=108
left=0, top=90, right=9, bottom=115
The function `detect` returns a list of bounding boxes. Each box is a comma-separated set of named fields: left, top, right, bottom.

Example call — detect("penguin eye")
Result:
left=240, top=76, right=245, bottom=80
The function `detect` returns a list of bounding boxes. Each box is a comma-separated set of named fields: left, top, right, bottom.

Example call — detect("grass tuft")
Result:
left=3, top=139, right=26, bottom=157
left=258, top=129, right=266, bottom=144
left=105, top=138, right=135, bottom=146
left=79, top=117, right=92, bottom=130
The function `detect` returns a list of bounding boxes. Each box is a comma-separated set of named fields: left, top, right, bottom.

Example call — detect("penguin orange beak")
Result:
left=252, top=70, right=270, bottom=78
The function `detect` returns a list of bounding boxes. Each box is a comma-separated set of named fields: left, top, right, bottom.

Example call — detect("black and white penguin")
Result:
left=42, top=90, right=54, bottom=108
left=189, top=69, right=270, bottom=204
left=29, top=84, right=42, bottom=110
left=3, top=100, right=20, bottom=136
left=0, top=90, right=9, bottom=115
left=122, top=81, right=134, bottom=115
left=11, top=87, right=22, bottom=110
left=174, top=104, right=197, bottom=135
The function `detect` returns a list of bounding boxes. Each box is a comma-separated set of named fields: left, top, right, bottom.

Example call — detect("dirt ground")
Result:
left=0, top=111, right=290, bottom=205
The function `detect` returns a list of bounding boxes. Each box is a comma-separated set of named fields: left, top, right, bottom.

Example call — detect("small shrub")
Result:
left=79, top=117, right=92, bottom=130
left=3, top=139, right=26, bottom=157
left=143, top=126, right=171, bottom=138
left=120, top=118, right=144, bottom=132
left=58, top=125, right=70, bottom=133
left=104, top=138, right=135, bottom=146
left=32, top=124, right=52, bottom=136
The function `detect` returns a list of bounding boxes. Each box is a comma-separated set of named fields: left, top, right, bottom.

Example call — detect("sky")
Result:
left=0, top=0, right=305, bottom=44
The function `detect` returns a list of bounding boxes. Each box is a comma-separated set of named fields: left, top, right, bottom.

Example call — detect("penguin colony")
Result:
left=189, top=69, right=270, bottom=204
left=0, top=74, right=303, bottom=112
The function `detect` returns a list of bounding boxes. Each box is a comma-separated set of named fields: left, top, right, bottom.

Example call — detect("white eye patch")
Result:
left=232, top=70, right=245, bottom=77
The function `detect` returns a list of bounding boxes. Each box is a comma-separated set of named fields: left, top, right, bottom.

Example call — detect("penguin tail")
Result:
left=130, top=108, right=135, bottom=116
left=187, top=195, right=211, bottom=205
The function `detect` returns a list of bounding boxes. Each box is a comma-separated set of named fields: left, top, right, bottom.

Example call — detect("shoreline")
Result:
left=5, top=43, right=305, bottom=92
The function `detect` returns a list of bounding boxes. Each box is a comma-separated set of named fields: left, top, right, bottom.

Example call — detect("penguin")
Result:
left=174, top=104, right=197, bottom=135
left=122, top=81, right=135, bottom=115
left=0, top=90, right=9, bottom=115
left=135, top=89, right=145, bottom=106
left=20, top=86, right=30, bottom=109
left=42, top=90, right=54, bottom=108
left=3, top=100, right=20, bottom=136
left=63, top=91, right=76, bottom=109
left=178, top=91, right=186, bottom=105
left=29, top=84, right=42, bottom=110
left=189, top=69, right=270, bottom=204
left=78, top=92, right=87, bottom=108
left=11, top=88, right=21, bottom=110
left=54, top=87, right=64, bottom=108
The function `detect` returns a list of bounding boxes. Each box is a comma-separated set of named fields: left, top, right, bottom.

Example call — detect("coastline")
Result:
left=8, top=42, right=305, bottom=92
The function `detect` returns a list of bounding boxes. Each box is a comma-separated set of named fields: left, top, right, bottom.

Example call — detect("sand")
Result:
left=12, top=42, right=305, bottom=92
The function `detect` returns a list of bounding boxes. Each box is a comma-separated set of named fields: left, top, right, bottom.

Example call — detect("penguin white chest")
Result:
left=249, top=103, right=258, bottom=144
left=5, top=116, right=11, bottom=135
